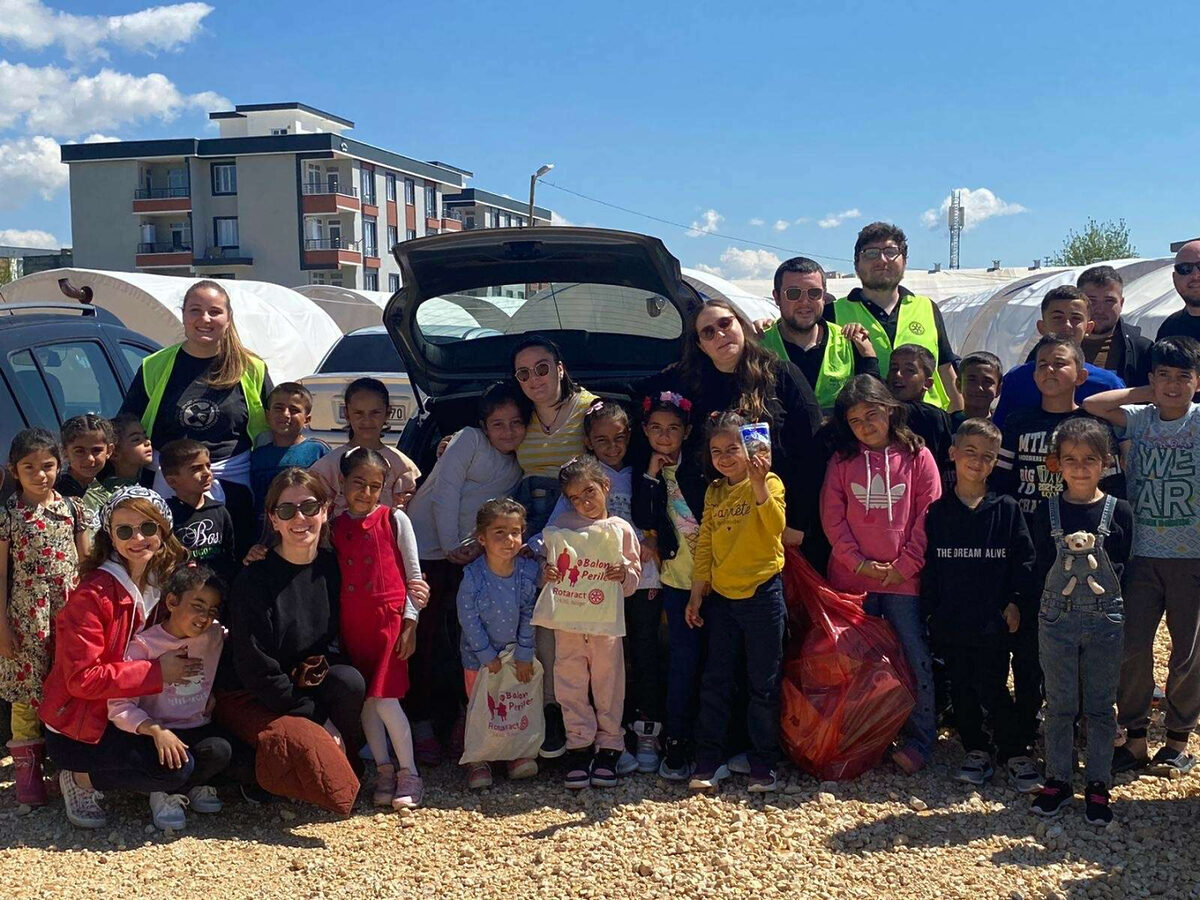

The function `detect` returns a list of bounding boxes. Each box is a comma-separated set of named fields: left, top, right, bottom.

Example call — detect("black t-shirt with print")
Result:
left=166, top=496, right=238, bottom=584
left=120, top=349, right=273, bottom=462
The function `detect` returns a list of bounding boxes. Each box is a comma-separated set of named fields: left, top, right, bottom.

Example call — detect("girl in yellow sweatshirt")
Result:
left=685, top=411, right=786, bottom=793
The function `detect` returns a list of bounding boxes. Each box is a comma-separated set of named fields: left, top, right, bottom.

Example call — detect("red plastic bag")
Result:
left=779, top=548, right=916, bottom=781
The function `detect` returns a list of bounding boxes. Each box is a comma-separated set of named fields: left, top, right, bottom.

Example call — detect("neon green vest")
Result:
left=833, top=294, right=950, bottom=409
left=139, top=343, right=268, bottom=440
left=761, top=321, right=855, bottom=409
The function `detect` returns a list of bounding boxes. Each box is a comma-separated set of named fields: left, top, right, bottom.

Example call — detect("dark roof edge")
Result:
left=444, top=188, right=552, bottom=219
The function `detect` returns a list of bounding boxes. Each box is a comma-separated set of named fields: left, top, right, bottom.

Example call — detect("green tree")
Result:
left=0, top=258, right=14, bottom=287
left=1047, top=217, right=1138, bottom=266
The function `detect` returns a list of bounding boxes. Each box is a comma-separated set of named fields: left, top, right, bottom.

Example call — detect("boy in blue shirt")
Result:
left=249, top=382, right=329, bottom=526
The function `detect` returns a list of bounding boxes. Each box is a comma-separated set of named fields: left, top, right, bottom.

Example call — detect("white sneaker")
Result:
left=149, top=791, right=189, bottom=831
left=632, top=720, right=663, bottom=774
left=689, top=763, right=731, bottom=791
left=59, top=770, right=106, bottom=829
left=1006, top=755, right=1043, bottom=794
left=617, top=750, right=639, bottom=776
left=188, top=785, right=222, bottom=813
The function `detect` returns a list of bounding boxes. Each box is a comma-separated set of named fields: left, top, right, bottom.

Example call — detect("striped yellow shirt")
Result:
left=516, top=389, right=598, bottom=479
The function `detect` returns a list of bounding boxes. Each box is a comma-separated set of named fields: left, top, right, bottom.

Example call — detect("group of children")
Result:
left=4, top=301, right=1200, bottom=832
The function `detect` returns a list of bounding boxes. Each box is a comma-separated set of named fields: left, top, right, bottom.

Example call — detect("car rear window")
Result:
left=319, top=333, right=407, bottom=374
left=413, top=284, right=682, bottom=344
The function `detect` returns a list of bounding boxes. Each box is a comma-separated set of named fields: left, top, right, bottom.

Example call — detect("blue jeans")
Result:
left=661, top=586, right=704, bottom=741
left=695, top=575, right=785, bottom=773
left=865, top=592, right=936, bottom=759
left=1039, top=596, right=1124, bottom=785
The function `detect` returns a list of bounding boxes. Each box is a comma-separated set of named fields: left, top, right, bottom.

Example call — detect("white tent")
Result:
left=292, top=285, right=389, bottom=334
left=0, top=268, right=343, bottom=382
left=681, top=267, right=778, bottom=322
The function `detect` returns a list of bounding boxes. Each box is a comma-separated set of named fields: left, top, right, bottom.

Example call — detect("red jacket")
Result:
left=40, top=566, right=164, bottom=744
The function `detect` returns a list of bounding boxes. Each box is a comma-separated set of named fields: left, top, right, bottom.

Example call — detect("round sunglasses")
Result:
left=782, top=286, right=825, bottom=302
left=273, top=499, right=324, bottom=520
left=113, top=520, right=159, bottom=541
left=514, top=361, right=553, bottom=383
left=698, top=315, right=736, bottom=342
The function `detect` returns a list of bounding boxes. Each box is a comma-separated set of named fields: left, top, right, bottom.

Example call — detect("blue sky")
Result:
left=2, top=0, right=1198, bottom=281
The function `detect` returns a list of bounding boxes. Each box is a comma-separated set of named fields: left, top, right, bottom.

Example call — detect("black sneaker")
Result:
left=1084, top=781, right=1113, bottom=826
left=1147, top=746, right=1196, bottom=778
left=563, top=748, right=593, bottom=790
left=1031, top=778, right=1073, bottom=817
left=590, top=749, right=621, bottom=788
left=1110, top=744, right=1149, bottom=776
left=659, top=737, right=694, bottom=782
left=541, top=703, right=567, bottom=759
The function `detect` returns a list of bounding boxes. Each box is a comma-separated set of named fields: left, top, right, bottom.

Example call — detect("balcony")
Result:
left=134, top=241, right=192, bottom=268
left=132, top=186, right=191, bottom=214
left=301, top=182, right=360, bottom=215
left=303, top=237, right=362, bottom=267
left=194, top=246, right=253, bottom=267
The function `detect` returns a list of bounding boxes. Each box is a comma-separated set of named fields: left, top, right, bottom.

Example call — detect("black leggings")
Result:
left=46, top=724, right=195, bottom=795
left=172, top=722, right=256, bottom=789
left=309, top=663, right=367, bottom=752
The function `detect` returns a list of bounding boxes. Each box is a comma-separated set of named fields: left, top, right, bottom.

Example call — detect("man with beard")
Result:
left=1156, top=241, right=1200, bottom=343
left=828, top=222, right=964, bottom=411
left=1078, top=265, right=1151, bottom=387
left=761, top=256, right=880, bottom=411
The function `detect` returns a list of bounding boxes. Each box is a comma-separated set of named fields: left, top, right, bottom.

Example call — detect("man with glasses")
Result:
left=761, top=257, right=880, bottom=410
left=829, top=222, right=964, bottom=411
left=1156, top=241, right=1200, bottom=343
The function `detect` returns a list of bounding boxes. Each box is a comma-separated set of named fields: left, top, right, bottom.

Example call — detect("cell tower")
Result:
left=948, top=189, right=965, bottom=269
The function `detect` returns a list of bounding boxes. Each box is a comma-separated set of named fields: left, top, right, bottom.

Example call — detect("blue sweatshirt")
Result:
left=456, top=555, right=539, bottom=670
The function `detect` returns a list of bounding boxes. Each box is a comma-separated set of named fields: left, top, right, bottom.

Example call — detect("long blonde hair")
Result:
left=185, top=280, right=259, bottom=389
left=82, top=497, right=188, bottom=586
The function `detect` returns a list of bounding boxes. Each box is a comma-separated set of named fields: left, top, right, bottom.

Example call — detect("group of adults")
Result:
left=41, top=230, right=1200, bottom=814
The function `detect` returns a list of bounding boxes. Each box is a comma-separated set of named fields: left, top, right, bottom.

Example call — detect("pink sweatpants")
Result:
left=554, top=631, right=625, bottom=752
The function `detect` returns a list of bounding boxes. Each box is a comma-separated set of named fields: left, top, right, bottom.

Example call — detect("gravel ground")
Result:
left=2, top=625, right=1198, bottom=900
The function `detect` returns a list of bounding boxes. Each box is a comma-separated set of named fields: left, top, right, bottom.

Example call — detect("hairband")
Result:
left=100, top=485, right=173, bottom=535
left=642, top=391, right=693, bottom=414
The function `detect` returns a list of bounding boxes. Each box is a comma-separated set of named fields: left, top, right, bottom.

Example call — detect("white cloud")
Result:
left=793, top=217, right=809, bottom=225
left=0, top=0, right=214, bottom=61
left=696, top=246, right=782, bottom=280
left=0, top=135, right=69, bottom=208
left=0, top=62, right=228, bottom=137
left=773, top=219, right=788, bottom=232
left=818, top=208, right=861, bottom=229
left=921, top=187, right=1027, bottom=232
left=551, top=211, right=573, bottom=226
left=747, top=217, right=764, bottom=227
left=0, top=227, right=58, bottom=247
left=686, top=208, right=723, bottom=237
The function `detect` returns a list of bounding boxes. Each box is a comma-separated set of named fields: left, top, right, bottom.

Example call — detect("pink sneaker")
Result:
left=506, top=757, right=538, bottom=780
left=393, top=769, right=424, bottom=810
left=372, top=764, right=396, bottom=807
left=466, top=762, right=493, bottom=790
left=891, top=744, right=927, bottom=775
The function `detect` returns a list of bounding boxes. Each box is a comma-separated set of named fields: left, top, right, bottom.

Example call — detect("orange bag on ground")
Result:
left=779, top=549, right=916, bottom=781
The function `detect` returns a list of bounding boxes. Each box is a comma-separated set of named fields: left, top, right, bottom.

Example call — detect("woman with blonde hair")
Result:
left=119, top=280, right=273, bottom=552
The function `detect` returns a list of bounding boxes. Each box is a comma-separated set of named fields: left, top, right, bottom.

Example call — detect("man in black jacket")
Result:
left=1079, top=265, right=1151, bottom=387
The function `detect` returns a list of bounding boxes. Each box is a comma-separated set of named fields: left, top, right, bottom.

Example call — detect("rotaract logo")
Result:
left=588, top=588, right=605, bottom=605
left=907, top=321, right=926, bottom=336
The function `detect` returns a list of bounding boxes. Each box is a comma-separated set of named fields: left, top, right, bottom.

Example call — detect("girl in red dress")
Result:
left=330, top=448, right=429, bottom=810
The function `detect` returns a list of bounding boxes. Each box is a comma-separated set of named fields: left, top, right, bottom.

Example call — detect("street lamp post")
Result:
left=529, top=163, right=554, bottom=225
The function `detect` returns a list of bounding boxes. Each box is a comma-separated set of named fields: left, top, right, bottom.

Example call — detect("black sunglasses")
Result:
left=698, top=315, right=736, bottom=342
left=514, top=361, right=552, bottom=383
left=273, top=499, right=324, bottom=520
left=782, top=286, right=825, bottom=302
left=113, top=521, right=159, bottom=541
left=1176, top=262, right=1200, bottom=277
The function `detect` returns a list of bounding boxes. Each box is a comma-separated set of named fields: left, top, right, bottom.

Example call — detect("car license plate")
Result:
left=335, top=402, right=407, bottom=425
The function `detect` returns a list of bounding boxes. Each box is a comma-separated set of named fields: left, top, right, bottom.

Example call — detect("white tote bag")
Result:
left=530, top=523, right=626, bottom=637
left=459, top=649, right=545, bottom=764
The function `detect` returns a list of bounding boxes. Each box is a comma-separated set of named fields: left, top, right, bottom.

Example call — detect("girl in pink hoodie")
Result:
left=820, top=375, right=942, bottom=773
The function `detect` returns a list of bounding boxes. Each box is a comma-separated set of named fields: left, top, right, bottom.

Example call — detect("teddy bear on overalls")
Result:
left=1060, top=531, right=1108, bottom=596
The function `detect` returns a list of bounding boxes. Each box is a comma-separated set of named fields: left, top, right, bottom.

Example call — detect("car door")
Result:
left=7, top=337, right=126, bottom=426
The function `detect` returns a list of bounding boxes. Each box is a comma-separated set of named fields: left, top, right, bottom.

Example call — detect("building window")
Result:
left=403, top=178, right=415, bottom=205
left=499, top=212, right=511, bottom=228
left=388, top=273, right=400, bottom=292
left=360, top=167, right=376, bottom=205
left=387, top=225, right=398, bottom=250
left=328, top=219, right=342, bottom=247
left=362, top=216, right=378, bottom=257
left=364, top=272, right=378, bottom=291
left=485, top=209, right=496, bottom=228
left=211, top=162, right=237, bottom=195
left=513, top=215, right=524, bottom=227
left=464, top=214, right=475, bottom=230
left=213, top=217, right=239, bottom=250
left=386, top=173, right=396, bottom=202
left=405, top=228, right=417, bottom=241
left=424, top=183, right=437, bottom=219
left=271, top=127, right=289, bottom=135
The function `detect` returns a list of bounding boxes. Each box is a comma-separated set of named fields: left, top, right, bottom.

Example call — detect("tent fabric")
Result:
left=1, top=268, right=343, bottom=382
left=293, top=285, right=389, bottom=334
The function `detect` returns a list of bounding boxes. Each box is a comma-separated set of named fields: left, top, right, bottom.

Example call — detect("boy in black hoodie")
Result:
left=923, top=418, right=1036, bottom=788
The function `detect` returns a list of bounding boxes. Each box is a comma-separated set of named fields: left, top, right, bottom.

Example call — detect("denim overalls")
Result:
left=1039, top=494, right=1125, bottom=785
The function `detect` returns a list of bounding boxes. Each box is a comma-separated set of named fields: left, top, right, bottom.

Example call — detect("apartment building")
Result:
left=442, top=188, right=551, bottom=231
left=61, top=102, right=483, bottom=291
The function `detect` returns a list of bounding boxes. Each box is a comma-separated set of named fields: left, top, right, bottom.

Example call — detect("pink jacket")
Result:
left=108, top=622, right=224, bottom=733
left=820, top=443, right=941, bottom=598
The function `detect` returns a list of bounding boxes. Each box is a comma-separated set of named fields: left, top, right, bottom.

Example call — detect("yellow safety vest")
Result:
left=138, top=343, right=268, bottom=439
left=760, top=321, right=854, bottom=409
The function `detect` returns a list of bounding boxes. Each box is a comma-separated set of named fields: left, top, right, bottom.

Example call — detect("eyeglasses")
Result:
left=113, top=521, right=159, bottom=541
left=782, top=286, right=824, bottom=302
left=859, top=247, right=903, bottom=262
left=698, top=315, right=736, bottom=342
left=273, top=499, right=324, bottom=520
left=1176, top=262, right=1200, bottom=277
left=514, top=361, right=552, bottom=382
